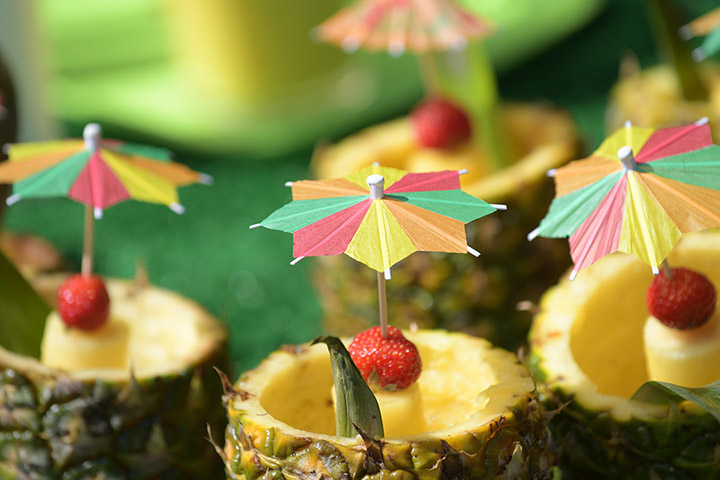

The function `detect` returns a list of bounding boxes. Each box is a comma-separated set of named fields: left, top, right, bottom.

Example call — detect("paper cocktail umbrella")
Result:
left=315, top=0, right=492, bottom=56
left=251, top=164, right=503, bottom=335
left=0, top=123, right=211, bottom=274
left=529, top=118, right=720, bottom=279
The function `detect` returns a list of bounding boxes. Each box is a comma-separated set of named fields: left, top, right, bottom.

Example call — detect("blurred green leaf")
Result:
left=632, top=379, right=720, bottom=423
left=0, top=250, right=49, bottom=358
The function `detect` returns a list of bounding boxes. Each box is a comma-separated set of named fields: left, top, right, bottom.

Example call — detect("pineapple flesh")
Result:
left=644, top=313, right=720, bottom=387
left=0, top=275, right=228, bottom=479
left=530, top=230, right=720, bottom=479
left=222, top=330, right=552, bottom=480
left=313, top=104, right=579, bottom=350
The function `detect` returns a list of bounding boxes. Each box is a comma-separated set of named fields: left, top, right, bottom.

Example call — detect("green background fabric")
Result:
left=4, top=0, right=717, bottom=374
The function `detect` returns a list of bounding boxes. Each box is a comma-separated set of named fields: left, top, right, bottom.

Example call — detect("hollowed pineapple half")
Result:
left=312, top=104, right=579, bottom=350
left=530, top=230, right=720, bottom=478
left=0, top=275, right=228, bottom=479
left=221, top=330, right=552, bottom=480
left=607, top=60, right=720, bottom=142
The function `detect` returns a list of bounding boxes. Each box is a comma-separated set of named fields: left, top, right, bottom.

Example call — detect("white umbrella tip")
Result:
left=569, top=269, right=578, bottom=281
left=83, top=123, right=102, bottom=150
left=624, top=120, right=632, bottom=128
left=6, top=193, right=20, bottom=206
left=198, top=173, right=214, bottom=185
left=458, top=169, right=469, bottom=175
left=341, top=37, right=360, bottom=53
left=169, top=202, right=185, bottom=215
left=387, top=41, right=405, bottom=57
left=617, top=145, right=633, bottom=160
left=384, top=268, right=392, bottom=280
left=367, top=174, right=384, bottom=186
left=490, top=203, right=508, bottom=211
left=678, top=24, right=693, bottom=40
left=284, top=181, right=294, bottom=187
left=692, top=47, right=706, bottom=62
left=93, top=207, right=103, bottom=219
left=652, top=266, right=660, bottom=275
left=83, top=123, right=102, bottom=139
left=696, top=117, right=710, bottom=126
left=527, top=228, right=540, bottom=242
left=546, top=169, right=557, bottom=178
left=467, top=246, right=481, bottom=257
left=249, top=223, right=262, bottom=230
left=290, top=256, right=305, bottom=266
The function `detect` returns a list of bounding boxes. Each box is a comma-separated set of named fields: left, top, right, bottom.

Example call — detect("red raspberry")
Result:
left=348, top=326, right=422, bottom=390
left=410, top=96, right=472, bottom=149
left=57, top=274, right=110, bottom=331
left=646, top=267, right=716, bottom=330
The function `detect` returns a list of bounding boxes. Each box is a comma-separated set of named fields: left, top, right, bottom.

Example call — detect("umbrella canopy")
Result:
left=0, top=123, right=211, bottom=219
left=529, top=119, right=720, bottom=279
left=315, top=0, right=492, bottom=56
left=252, top=164, right=500, bottom=277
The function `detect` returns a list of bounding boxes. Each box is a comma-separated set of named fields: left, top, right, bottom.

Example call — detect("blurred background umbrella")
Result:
left=0, top=122, right=211, bottom=275
left=530, top=119, right=720, bottom=279
left=315, top=0, right=509, bottom=169
left=252, top=164, right=502, bottom=336
left=680, top=6, right=720, bottom=61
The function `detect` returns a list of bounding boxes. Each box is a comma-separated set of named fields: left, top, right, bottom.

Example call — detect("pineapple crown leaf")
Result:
left=632, top=379, right=720, bottom=423
left=312, top=336, right=384, bottom=438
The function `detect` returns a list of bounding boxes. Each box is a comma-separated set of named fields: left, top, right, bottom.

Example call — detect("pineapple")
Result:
left=313, top=104, right=579, bottom=349
left=530, top=230, right=720, bottom=478
left=0, top=274, right=228, bottom=479
left=220, top=330, right=553, bottom=479
left=607, top=60, right=720, bottom=142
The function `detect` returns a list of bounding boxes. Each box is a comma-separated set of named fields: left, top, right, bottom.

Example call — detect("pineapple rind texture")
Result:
left=530, top=230, right=720, bottom=479
left=0, top=277, right=229, bottom=479
left=312, top=104, right=579, bottom=350
left=222, top=331, right=554, bottom=480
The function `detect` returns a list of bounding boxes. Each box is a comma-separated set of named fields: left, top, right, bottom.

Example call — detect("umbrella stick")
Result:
left=377, top=271, right=388, bottom=338
left=661, top=260, right=673, bottom=280
left=81, top=205, right=94, bottom=276
left=419, top=53, right=441, bottom=94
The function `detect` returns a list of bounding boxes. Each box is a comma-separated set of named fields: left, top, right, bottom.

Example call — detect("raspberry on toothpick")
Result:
left=348, top=326, right=422, bottom=390
left=410, top=96, right=472, bottom=149
left=57, top=274, right=110, bottom=331
left=644, top=265, right=720, bottom=387
left=647, top=267, right=716, bottom=330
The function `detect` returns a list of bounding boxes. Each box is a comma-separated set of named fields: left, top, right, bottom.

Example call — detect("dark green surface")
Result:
left=3, top=0, right=716, bottom=373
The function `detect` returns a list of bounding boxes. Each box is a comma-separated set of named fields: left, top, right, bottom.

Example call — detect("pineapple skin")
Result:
left=313, top=104, right=578, bottom=350
left=221, top=332, right=554, bottom=480
left=529, top=232, right=720, bottom=479
left=534, top=384, right=719, bottom=480
left=0, top=278, right=229, bottom=480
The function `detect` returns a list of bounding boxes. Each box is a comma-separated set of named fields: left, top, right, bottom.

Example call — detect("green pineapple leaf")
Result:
left=631, top=379, right=720, bottom=423
left=311, top=336, right=384, bottom=438
left=0, top=249, right=50, bottom=358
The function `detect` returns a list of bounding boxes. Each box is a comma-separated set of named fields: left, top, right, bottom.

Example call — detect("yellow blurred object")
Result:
left=607, top=60, right=720, bottom=141
left=166, top=0, right=345, bottom=105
